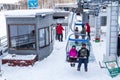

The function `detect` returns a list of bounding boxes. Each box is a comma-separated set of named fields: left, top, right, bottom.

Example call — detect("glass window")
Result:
left=39, top=27, right=50, bottom=48
left=8, top=24, right=36, bottom=50
left=45, top=28, right=49, bottom=45
left=51, top=25, right=54, bottom=42
left=101, top=16, right=107, bottom=26
left=10, top=25, right=17, bottom=48
left=39, top=29, right=45, bottom=48
left=49, top=26, right=52, bottom=42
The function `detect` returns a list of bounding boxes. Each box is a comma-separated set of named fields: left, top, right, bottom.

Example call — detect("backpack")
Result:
left=80, top=48, right=88, bottom=57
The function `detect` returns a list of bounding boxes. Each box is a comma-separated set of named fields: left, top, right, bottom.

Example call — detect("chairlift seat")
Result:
left=66, top=34, right=90, bottom=62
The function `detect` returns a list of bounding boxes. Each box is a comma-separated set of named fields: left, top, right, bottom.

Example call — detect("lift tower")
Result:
left=105, top=1, right=119, bottom=61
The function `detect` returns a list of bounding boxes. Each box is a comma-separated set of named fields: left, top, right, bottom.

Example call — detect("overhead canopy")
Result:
left=5, top=9, right=54, bottom=18
left=55, top=3, right=78, bottom=8
left=53, top=11, right=70, bottom=17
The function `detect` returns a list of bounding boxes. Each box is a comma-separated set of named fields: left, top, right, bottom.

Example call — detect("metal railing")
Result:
left=0, top=36, right=8, bottom=52
left=11, top=34, right=35, bottom=47
left=0, top=36, right=7, bottom=46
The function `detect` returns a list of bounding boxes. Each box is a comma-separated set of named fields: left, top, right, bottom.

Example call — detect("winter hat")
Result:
left=72, top=45, right=76, bottom=48
left=82, top=43, right=86, bottom=46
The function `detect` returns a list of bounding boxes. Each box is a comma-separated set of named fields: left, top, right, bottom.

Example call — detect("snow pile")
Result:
left=2, top=54, right=36, bottom=60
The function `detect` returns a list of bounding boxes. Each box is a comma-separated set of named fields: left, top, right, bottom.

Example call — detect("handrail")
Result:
left=0, top=36, right=6, bottom=40
left=0, top=35, right=8, bottom=53
left=70, top=12, right=76, bottom=32
left=10, top=34, right=35, bottom=46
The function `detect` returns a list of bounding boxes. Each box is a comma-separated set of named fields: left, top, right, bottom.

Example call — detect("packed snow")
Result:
left=2, top=54, right=36, bottom=60
left=0, top=10, right=120, bottom=80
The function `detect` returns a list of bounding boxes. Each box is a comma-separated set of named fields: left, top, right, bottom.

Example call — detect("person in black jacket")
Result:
left=77, top=43, right=90, bottom=72
left=74, top=27, right=79, bottom=44
left=117, top=34, right=120, bottom=57
left=81, top=25, right=86, bottom=39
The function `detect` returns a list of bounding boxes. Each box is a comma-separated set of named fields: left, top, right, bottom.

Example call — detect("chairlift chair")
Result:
left=66, top=33, right=90, bottom=62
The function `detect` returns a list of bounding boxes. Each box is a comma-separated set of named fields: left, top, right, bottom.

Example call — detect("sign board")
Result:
left=28, top=0, right=38, bottom=9
left=105, top=61, right=120, bottom=77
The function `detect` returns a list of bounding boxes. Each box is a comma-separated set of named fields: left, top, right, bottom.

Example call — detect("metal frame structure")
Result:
left=77, top=0, right=120, bottom=62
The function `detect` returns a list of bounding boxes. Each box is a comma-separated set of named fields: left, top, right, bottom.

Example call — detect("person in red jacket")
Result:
left=56, top=24, right=64, bottom=41
left=86, top=23, right=91, bottom=40
left=55, top=23, right=59, bottom=40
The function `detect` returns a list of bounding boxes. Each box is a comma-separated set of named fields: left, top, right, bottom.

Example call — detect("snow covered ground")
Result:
left=1, top=34, right=119, bottom=80
left=0, top=10, right=120, bottom=80
left=0, top=13, right=6, bottom=38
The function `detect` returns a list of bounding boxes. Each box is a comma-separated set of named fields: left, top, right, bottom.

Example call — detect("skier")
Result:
left=69, top=45, right=77, bottom=67
left=77, top=43, right=90, bottom=72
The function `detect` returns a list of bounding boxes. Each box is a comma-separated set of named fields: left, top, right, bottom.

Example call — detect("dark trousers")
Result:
left=58, top=34, right=63, bottom=41
left=81, top=35, right=86, bottom=39
left=56, top=33, right=58, bottom=40
left=77, top=58, right=88, bottom=70
left=87, top=32, right=90, bottom=40
left=117, top=49, right=120, bottom=57
left=75, top=35, right=79, bottom=44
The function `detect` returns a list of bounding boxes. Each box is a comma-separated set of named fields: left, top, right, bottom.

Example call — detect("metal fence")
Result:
left=0, top=36, right=8, bottom=52
left=0, top=36, right=7, bottom=46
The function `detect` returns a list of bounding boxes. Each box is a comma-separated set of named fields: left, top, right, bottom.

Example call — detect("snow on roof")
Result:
left=55, top=3, right=78, bottom=8
left=53, top=10, right=70, bottom=16
left=0, top=0, right=19, bottom=4
left=4, top=9, right=54, bottom=18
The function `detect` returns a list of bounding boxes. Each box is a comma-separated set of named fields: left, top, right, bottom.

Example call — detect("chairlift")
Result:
left=66, top=33, right=90, bottom=62
left=74, top=21, right=85, bottom=26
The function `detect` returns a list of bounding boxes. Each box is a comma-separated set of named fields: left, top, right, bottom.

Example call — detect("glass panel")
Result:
left=51, top=25, right=54, bottom=42
left=101, top=16, right=107, bottom=26
left=10, top=25, right=17, bottom=48
left=45, top=28, right=49, bottom=45
left=39, top=29, right=45, bottom=47
left=9, top=25, right=36, bottom=49
left=49, top=26, right=51, bottom=42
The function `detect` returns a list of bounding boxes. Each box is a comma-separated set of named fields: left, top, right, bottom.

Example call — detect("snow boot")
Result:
left=72, top=63, right=75, bottom=67
left=85, top=68, right=88, bottom=72
left=70, top=63, right=73, bottom=67
left=77, top=68, right=80, bottom=71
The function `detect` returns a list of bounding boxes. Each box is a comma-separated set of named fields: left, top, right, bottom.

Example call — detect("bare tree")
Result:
left=18, top=0, right=27, bottom=9
left=18, top=0, right=75, bottom=9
